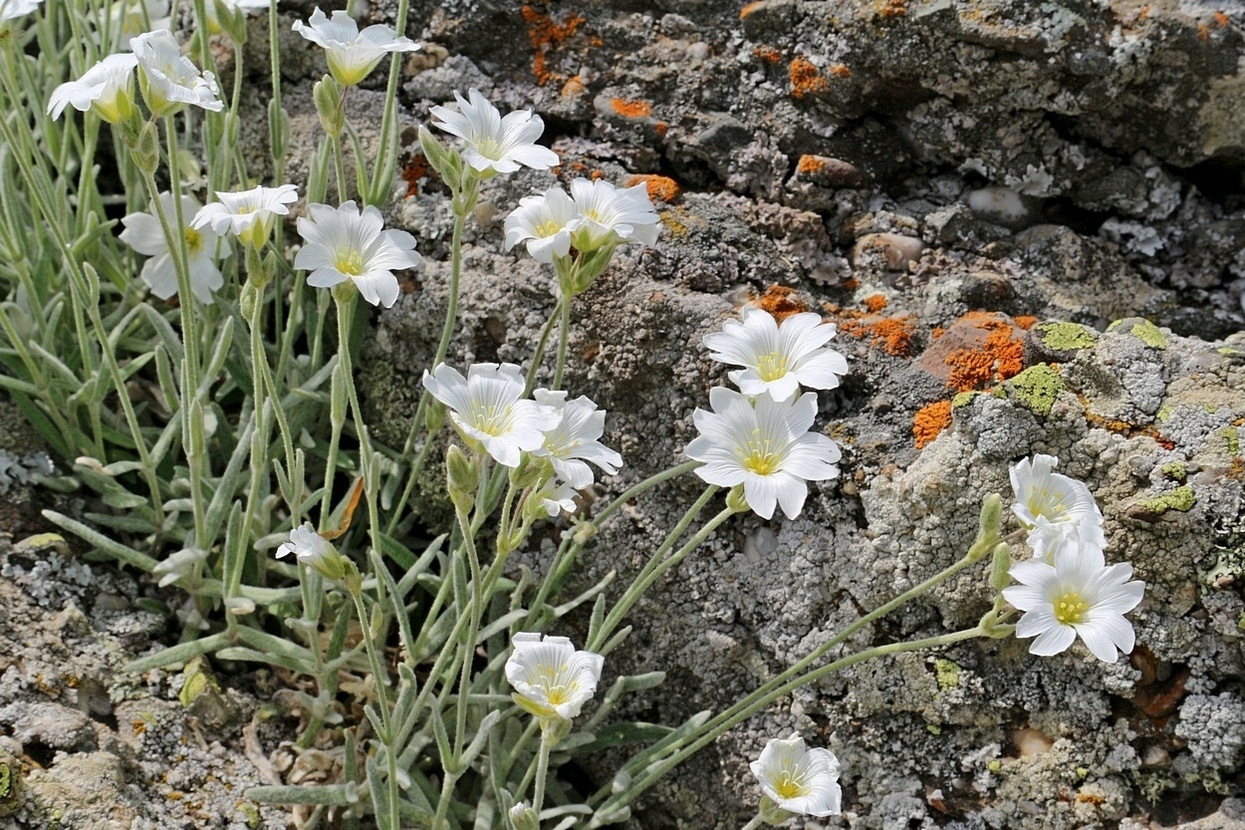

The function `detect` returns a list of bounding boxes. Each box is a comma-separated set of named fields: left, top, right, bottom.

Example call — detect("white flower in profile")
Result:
left=1003, top=536, right=1144, bottom=662
left=1010, top=454, right=1106, bottom=559
left=704, top=307, right=849, bottom=403
left=429, top=88, right=559, bottom=176
left=685, top=387, right=840, bottom=520
left=422, top=363, right=561, bottom=468
left=531, top=389, right=623, bottom=489
left=131, top=29, right=223, bottom=115
left=107, top=0, right=170, bottom=44
left=0, top=0, right=41, bottom=24
left=294, top=200, right=421, bottom=308
left=567, top=178, right=660, bottom=253
left=120, top=192, right=230, bottom=304
left=275, top=521, right=347, bottom=581
left=292, top=8, right=418, bottom=87
left=531, top=478, right=578, bottom=518
left=505, top=632, right=604, bottom=723
left=48, top=53, right=139, bottom=124
left=193, top=183, right=298, bottom=249
left=749, top=733, right=842, bottom=819
left=504, top=187, right=577, bottom=263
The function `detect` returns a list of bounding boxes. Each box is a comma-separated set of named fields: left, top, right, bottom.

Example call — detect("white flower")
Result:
left=531, top=478, right=578, bottom=517
left=1003, top=536, right=1145, bottom=662
left=505, top=632, right=604, bottom=723
left=48, top=53, right=139, bottom=124
left=1010, top=454, right=1106, bottom=559
left=429, top=88, right=559, bottom=176
left=567, top=178, right=660, bottom=253
left=275, top=522, right=334, bottom=565
left=532, top=389, right=622, bottom=489
left=422, top=363, right=560, bottom=468
left=704, top=306, right=849, bottom=402
left=131, top=29, right=223, bottom=115
left=292, top=8, right=418, bottom=87
left=504, top=187, right=577, bottom=263
left=685, top=387, right=841, bottom=520
left=107, top=0, right=170, bottom=44
left=193, top=183, right=298, bottom=249
left=749, top=733, right=842, bottom=818
left=294, top=200, right=421, bottom=308
left=0, top=0, right=41, bottom=24
left=120, top=192, right=230, bottom=304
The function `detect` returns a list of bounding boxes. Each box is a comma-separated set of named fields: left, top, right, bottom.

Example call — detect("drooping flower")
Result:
left=131, top=29, right=223, bottom=115
left=294, top=200, right=421, bottom=308
left=429, top=88, right=559, bottom=176
left=704, top=306, right=849, bottom=402
left=275, top=522, right=347, bottom=581
left=120, top=192, right=230, bottom=304
left=0, top=0, right=41, bottom=24
left=685, top=387, right=841, bottom=520
left=504, top=187, right=577, bottom=263
left=1002, top=536, right=1144, bottom=662
left=531, top=389, right=622, bottom=489
left=567, top=178, right=660, bottom=253
left=505, top=632, right=604, bottom=723
left=749, top=733, right=842, bottom=819
left=193, top=183, right=298, bottom=250
left=1009, top=454, right=1106, bottom=559
left=422, top=363, right=561, bottom=468
left=292, top=8, right=418, bottom=87
left=48, top=53, right=139, bottom=124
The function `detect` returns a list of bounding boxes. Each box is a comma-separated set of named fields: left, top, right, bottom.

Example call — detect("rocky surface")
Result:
left=6, top=0, right=1245, bottom=828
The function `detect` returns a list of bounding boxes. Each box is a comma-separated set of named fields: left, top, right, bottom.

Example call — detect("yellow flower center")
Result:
left=772, top=771, right=807, bottom=801
left=535, top=220, right=563, bottom=238
left=741, top=428, right=781, bottom=476
left=467, top=401, right=508, bottom=436
left=184, top=227, right=203, bottom=255
left=475, top=137, right=502, bottom=160
left=532, top=662, right=577, bottom=706
left=756, top=351, right=789, bottom=382
left=1026, top=487, right=1067, bottom=521
left=334, top=249, right=365, bottom=277
left=1054, top=591, right=1088, bottom=625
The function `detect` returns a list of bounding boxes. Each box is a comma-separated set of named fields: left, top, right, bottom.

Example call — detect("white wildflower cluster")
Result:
left=685, top=308, right=848, bottom=520
left=422, top=363, right=622, bottom=517
left=1003, top=454, right=1144, bottom=662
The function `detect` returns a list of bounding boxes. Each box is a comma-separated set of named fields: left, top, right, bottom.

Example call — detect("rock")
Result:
left=0, top=702, right=95, bottom=752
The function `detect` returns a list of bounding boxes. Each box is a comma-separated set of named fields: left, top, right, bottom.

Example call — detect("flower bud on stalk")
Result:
left=446, top=445, right=479, bottom=511
left=313, top=74, right=345, bottom=138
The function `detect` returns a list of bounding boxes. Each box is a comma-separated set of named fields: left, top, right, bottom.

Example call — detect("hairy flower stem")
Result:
left=366, top=0, right=412, bottom=205
left=587, top=485, right=726, bottom=653
left=739, top=815, right=765, bottom=830
left=350, top=588, right=400, bottom=830
left=532, top=734, right=554, bottom=818
left=552, top=289, right=572, bottom=390
left=452, top=503, right=484, bottom=765
left=523, top=295, right=562, bottom=395
left=334, top=296, right=382, bottom=556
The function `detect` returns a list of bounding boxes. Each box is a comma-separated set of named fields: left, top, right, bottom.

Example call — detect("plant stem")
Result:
left=552, top=288, right=572, bottom=390
left=523, top=295, right=562, bottom=395
left=532, top=734, right=553, bottom=817
left=452, top=503, right=483, bottom=765
left=740, top=816, right=765, bottom=830
left=350, top=590, right=400, bottom=829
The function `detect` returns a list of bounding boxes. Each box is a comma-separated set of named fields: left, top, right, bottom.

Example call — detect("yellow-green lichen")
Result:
left=1004, top=364, right=1064, bottom=417
left=1138, top=485, right=1196, bottom=515
left=1224, top=426, right=1239, bottom=457
left=0, top=758, right=20, bottom=817
left=1160, top=462, right=1186, bottom=481
left=1157, top=404, right=1173, bottom=422
left=934, top=657, right=961, bottom=690
left=927, top=723, right=942, bottom=735
left=1107, top=318, right=1167, bottom=349
left=987, top=759, right=1003, bottom=773
left=952, top=391, right=979, bottom=409
left=1037, top=321, right=1095, bottom=352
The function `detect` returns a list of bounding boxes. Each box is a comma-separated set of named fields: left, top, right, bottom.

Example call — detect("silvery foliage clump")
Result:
left=0, top=1, right=1147, bottom=827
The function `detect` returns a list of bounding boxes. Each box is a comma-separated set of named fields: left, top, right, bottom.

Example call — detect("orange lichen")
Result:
left=757, top=284, right=807, bottom=320
left=654, top=121, right=668, bottom=138
left=561, top=75, right=585, bottom=97
left=1198, top=23, right=1210, bottom=41
left=828, top=63, right=852, bottom=78
left=914, top=400, right=952, bottom=449
left=753, top=45, right=782, bottom=64
left=611, top=98, right=652, bottom=118
left=943, top=311, right=1025, bottom=392
left=797, top=154, right=825, bottom=174
left=521, top=5, right=585, bottom=86
left=931, top=326, right=945, bottom=339
left=789, top=57, right=828, bottom=99
left=828, top=301, right=917, bottom=356
left=1215, top=10, right=1230, bottom=27
left=863, top=293, right=888, bottom=313
left=1014, top=315, right=1037, bottom=330
left=401, top=154, right=429, bottom=198
left=877, top=0, right=907, bottom=18
left=740, top=0, right=765, bottom=18
left=625, top=174, right=680, bottom=202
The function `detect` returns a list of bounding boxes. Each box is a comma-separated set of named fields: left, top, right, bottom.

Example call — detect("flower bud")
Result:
left=725, top=483, right=749, bottom=514
left=974, top=492, right=1003, bottom=553
left=268, top=100, right=290, bottom=160
left=313, top=74, right=345, bottom=138
left=132, top=120, right=161, bottom=176
left=424, top=398, right=446, bottom=434
left=418, top=125, right=452, bottom=177
left=989, top=542, right=1012, bottom=591
left=446, top=445, right=479, bottom=510
left=508, top=803, right=539, bottom=830
left=239, top=280, right=261, bottom=319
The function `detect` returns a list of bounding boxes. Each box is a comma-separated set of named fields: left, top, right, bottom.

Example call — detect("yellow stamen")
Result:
left=1053, top=591, right=1088, bottom=625
left=334, top=249, right=365, bottom=277
left=741, top=427, right=781, bottom=475
left=756, top=351, right=789, bottom=382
